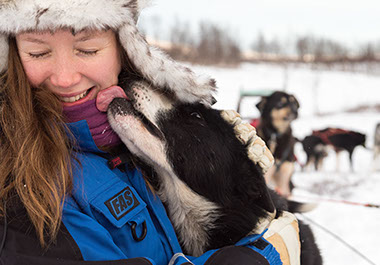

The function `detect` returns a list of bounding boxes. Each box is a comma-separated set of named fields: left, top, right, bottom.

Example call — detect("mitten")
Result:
left=263, top=211, right=300, bottom=265
left=220, top=110, right=274, bottom=173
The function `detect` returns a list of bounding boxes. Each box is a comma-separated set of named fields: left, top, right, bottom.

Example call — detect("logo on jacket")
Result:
left=105, top=187, right=140, bottom=220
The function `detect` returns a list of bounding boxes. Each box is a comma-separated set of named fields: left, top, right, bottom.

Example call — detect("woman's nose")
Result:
left=49, top=55, right=81, bottom=88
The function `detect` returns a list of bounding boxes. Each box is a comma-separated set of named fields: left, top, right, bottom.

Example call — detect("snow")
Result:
left=190, top=63, right=380, bottom=265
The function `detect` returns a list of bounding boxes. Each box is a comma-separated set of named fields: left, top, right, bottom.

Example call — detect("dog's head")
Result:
left=302, top=135, right=329, bottom=158
left=354, top=132, right=366, bottom=148
left=107, top=81, right=275, bottom=215
left=375, top=123, right=380, bottom=144
left=256, top=91, right=300, bottom=134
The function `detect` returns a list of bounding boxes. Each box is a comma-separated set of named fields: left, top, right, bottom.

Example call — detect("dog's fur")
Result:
left=302, top=128, right=366, bottom=171
left=255, top=91, right=300, bottom=197
left=107, top=81, right=321, bottom=264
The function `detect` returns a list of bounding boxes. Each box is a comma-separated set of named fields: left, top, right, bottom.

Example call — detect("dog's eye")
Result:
left=276, top=102, right=286, bottom=109
left=190, top=112, right=203, bottom=119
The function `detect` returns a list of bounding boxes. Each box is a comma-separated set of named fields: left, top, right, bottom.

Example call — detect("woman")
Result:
left=0, top=1, right=297, bottom=265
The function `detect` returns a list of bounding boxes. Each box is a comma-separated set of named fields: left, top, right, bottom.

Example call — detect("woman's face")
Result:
left=16, top=29, right=121, bottom=106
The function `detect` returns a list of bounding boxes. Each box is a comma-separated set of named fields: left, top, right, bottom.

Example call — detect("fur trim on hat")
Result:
left=0, top=0, right=216, bottom=104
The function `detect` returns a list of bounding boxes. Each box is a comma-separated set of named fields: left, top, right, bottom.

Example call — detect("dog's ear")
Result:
left=256, top=97, right=267, bottom=114
left=289, top=95, right=300, bottom=109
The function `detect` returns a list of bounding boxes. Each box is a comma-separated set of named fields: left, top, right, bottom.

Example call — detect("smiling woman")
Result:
left=0, top=1, right=217, bottom=264
left=16, top=30, right=122, bottom=106
left=0, top=1, right=298, bottom=265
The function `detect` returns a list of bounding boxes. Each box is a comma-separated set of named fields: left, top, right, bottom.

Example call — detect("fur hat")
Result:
left=0, top=0, right=216, bottom=104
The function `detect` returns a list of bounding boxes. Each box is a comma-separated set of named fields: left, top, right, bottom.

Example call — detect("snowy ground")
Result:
left=191, top=63, right=380, bottom=265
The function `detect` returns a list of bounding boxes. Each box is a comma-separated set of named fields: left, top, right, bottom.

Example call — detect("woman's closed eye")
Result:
left=28, top=51, right=50, bottom=58
left=27, top=49, right=98, bottom=59
left=77, top=49, right=99, bottom=56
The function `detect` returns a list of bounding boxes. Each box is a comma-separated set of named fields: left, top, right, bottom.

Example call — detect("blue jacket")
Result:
left=63, top=120, right=184, bottom=265
left=0, top=119, right=279, bottom=265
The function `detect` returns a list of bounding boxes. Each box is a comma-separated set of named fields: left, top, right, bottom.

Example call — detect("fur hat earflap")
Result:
left=0, top=0, right=216, bottom=104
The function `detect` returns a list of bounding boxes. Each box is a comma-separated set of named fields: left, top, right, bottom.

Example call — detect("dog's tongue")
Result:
left=96, top=86, right=128, bottom=112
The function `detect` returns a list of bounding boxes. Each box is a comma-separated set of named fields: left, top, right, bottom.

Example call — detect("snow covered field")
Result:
left=191, top=63, right=380, bottom=265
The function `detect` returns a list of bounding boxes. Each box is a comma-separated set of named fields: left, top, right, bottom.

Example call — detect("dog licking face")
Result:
left=107, top=81, right=276, bottom=255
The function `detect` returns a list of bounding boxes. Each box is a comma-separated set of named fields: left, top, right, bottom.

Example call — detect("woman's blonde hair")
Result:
left=0, top=37, right=73, bottom=247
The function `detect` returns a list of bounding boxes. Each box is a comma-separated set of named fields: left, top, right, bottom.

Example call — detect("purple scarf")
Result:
left=63, top=99, right=121, bottom=148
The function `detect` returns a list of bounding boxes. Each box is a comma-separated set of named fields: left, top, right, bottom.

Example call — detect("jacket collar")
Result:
left=66, top=120, right=105, bottom=153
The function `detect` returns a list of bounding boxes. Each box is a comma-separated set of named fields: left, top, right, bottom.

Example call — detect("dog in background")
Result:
left=107, top=81, right=321, bottom=264
left=372, top=123, right=380, bottom=171
left=302, top=128, right=366, bottom=172
left=254, top=91, right=300, bottom=198
left=301, top=135, right=329, bottom=171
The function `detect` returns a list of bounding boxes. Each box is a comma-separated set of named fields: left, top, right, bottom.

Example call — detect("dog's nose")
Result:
left=211, top=96, right=217, bottom=105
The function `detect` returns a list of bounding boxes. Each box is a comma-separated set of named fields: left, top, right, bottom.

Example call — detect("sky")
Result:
left=139, top=0, right=380, bottom=51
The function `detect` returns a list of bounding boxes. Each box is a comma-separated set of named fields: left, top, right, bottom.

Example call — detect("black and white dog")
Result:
left=107, top=81, right=321, bottom=264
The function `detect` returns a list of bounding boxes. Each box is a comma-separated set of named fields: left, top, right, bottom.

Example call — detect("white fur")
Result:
left=0, top=0, right=135, bottom=32
left=118, top=25, right=217, bottom=104
left=128, top=81, right=173, bottom=124
left=107, top=82, right=173, bottom=172
left=0, top=0, right=216, bottom=104
left=109, top=113, right=171, bottom=172
left=157, top=167, right=220, bottom=257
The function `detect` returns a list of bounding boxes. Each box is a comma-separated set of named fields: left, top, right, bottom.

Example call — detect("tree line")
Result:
left=141, top=18, right=380, bottom=66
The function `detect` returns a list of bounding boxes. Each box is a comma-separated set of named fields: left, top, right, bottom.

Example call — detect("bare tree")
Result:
left=296, top=36, right=313, bottom=61
left=168, top=18, right=195, bottom=61
left=251, top=32, right=267, bottom=54
left=360, top=43, right=376, bottom=61
left=195, top=21, right=241, bottom=65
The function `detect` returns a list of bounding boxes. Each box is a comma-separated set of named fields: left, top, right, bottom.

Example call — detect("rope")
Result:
left=291, top=195, right=380, bottom=209
left=299, top=213, right=378, bottom=265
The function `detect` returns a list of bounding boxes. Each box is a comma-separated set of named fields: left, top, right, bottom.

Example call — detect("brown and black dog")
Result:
left=301, top=134, right=328, bottom=171
left=373, top=123, right=380, bottom=171
left=302, top=127, right=366, bottom=172
left=253, top=91, right=300, bottom=197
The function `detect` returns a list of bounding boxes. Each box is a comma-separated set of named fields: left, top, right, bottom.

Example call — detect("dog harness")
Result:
left=236, top=232, right=282, bottom=265
left=312, top=128, right=350, bottom=145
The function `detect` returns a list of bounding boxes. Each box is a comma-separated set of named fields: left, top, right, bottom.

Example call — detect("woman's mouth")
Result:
left=59, top=86, right=97, bottom=106
left=60, top=89, right=91, bottom=103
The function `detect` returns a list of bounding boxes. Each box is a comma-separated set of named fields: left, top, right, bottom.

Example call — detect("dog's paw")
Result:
left=221, top=110, right=274, bottom=173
